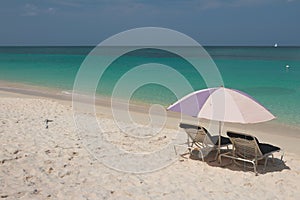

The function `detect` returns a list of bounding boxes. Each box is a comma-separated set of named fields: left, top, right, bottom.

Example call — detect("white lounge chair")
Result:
left=219, top=131, right=284, bottom=175
left=175, top=123, right=231, bottom=161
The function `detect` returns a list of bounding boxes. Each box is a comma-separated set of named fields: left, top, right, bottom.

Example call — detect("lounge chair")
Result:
left=174, top=123, right=231, bottom=161
left=219, top=131, right=284, bottom=175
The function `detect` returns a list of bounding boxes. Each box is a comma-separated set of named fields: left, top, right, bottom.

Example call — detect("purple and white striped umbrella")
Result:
left=167, top=87, right=275, bottom=124
left=168, top=87, right=275, bottom=156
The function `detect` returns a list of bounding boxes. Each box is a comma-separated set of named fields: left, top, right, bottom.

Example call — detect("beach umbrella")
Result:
left=167, top=86, right=275, bottom=155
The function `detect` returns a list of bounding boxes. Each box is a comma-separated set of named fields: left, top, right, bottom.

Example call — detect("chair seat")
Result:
left=258, top=143, right=280, bottom=155
left=211, top=136, right=231, bottom=145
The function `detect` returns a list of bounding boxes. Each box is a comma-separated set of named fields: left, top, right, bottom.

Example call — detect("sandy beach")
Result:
left=1, top=84, right=300, bottom=199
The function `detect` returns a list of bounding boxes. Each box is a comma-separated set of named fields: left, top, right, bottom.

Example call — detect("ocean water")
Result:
left=0, top=46, right=300, bottom=126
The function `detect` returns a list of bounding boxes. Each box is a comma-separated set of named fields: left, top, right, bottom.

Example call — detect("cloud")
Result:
left=22, top=3, right=56, bottom=16
left=27, top=0, right=295, bottom=17
left=46, top=7, right=56, bottom=14
left=22, top=4, right=39, bottom=16
left=48, top=0, right=85, bottom=8
left=192, top=0, right=269, bottom=10
left=150, top=0, right=291, bottom=10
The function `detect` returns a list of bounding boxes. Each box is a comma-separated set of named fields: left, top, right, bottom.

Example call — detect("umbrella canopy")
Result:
left=167, top=87, right=275, bottom=124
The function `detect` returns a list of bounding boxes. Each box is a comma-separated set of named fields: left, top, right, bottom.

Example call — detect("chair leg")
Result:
left=198, top=150, right=204, bottom=161
left=263, top=157, right=269, bottom=173
left=189, top=147, right=205, bottom=161
left=280, top=150, right=284, bottom=161
left=214, top=151, right=219, bottom=161
left=252, top=161, right=258, bottom=176
left=174, top=145, right=178, bottom=155
left=218, top=154, right=224, bottom=165
left=173, top=144, right=190, bottom=158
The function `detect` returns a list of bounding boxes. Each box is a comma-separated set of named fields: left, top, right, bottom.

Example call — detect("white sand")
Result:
left=1, top=91, right=300, bottom=199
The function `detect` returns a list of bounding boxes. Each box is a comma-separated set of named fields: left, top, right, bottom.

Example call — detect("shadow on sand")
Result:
left=184, top=149, right=290, bottom=175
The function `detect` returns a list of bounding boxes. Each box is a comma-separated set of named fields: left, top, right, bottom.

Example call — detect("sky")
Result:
left=0, top=0, right=300, bottom=46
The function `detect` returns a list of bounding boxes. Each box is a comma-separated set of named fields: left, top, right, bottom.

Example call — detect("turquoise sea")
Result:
left=0, top=46, right=300, bottom=126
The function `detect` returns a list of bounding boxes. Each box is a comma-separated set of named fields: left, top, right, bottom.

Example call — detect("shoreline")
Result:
left=1, top=79, right=300, bottom=128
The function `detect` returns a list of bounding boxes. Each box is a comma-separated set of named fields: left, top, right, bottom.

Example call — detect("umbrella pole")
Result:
left=213, top=121, right=222, bottom=162
left=218, top=121, right=222, bottom=158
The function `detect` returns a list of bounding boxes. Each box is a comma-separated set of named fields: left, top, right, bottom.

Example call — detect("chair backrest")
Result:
left=227, top=131, right=263, bottom=159
left=180, top=123, right=211, bottom=145
left=185, top=127, right=207, bottom=143
left=179, top=123, right=198, bottom=129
